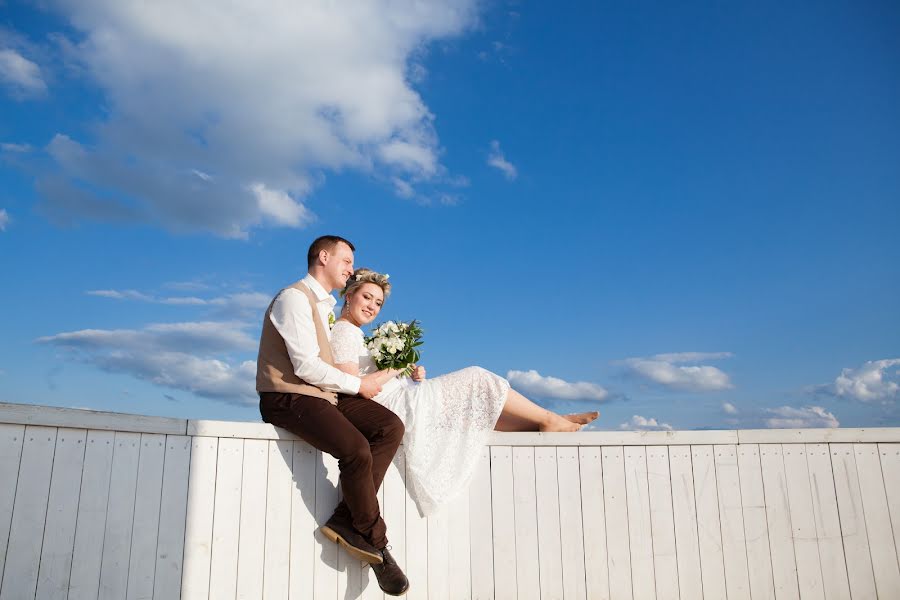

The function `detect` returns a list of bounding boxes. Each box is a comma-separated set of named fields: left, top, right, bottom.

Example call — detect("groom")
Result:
left=257, top=235, right=409, bottom=596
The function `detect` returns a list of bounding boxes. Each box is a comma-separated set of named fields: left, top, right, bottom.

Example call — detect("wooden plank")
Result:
left=426, top=506, right=450, bottom=600
left=669, top=445, right=703, bottom=600
left=406, top=462, right=430, bottom=600
left=736, top=444, right=775, bottom=600
left=558, top=446, right=587, bottom=599
left=805, top=443, right=850, bottom=600
left=511, top=447, right=539, bottom=600
left=153, top=435, right=192, bottom=600
left=830, top=444, right=877, bottom=600
left=0, top=424, right=24, bottom=592
left=468, top=447, right=494, bottom=600
left=602, top=446, right=632, bottom=598
left=0, top=402, right=186, bottom=435
left=208, top=437, right=243, bottom=600
left=758, top=444, right=800, bottom=600
left=534, top=446, right=563, bottom=600
left=692, top=445, right=727, bottom=600
left=126, top=433, right=167, bottom=600
left=68, top=430, right=116, bottom=600
left=379, top=452, right=407, bottom=600
left=625, top=445, right=655, bottom=600
left=0, top=425, right=56, bottom=600
left=782, top=444, right=825, bottom=600
left=289, top=441, right=318, bottom=600
left=264, top=440, right=293, bottom=600
left=714, top=444, right=751, bottom=600
left=489, top=446, right=516, bottom=600
left=739, top=428, right=900, bottom=444
left=237, top=438, right=269, bottom=599
left=35, top=428, right=87, bottom=600
left=360, top=481, right=387, bottom=600
left=187, top=419, right=294, bottom=440
left=98, top=431, right=141, bottom=600
left=578, top=446, right=610, bottom=600
left=446, top=475, right=471, bottom=600
left=180, top=436, right=219, bottom=600
left=489, top=429, right=740, bottom=446
left=313, top=451, right=340, bottom=599
left=646, top=446, right=678, bottom=600
left=879, top=443, right=900, bottom=584
left=854, top=443, right=900, bottom=598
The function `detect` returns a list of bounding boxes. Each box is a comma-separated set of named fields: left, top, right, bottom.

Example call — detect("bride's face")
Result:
left=347, top=282, right=384, bottom=325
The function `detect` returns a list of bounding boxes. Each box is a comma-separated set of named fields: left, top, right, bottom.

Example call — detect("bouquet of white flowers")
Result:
left=365, top=320, right=423, bottom=377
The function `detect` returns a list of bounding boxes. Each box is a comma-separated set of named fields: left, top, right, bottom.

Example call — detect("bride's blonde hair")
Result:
left=340, top=268, right=391, bottom=308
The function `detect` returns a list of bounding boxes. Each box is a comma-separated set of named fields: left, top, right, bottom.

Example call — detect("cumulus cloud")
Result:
left=0, top=47, right=46, bottom=98
left=765, top=405, right=839, bottom=429
left=23, top=0, right=479, bottom=236
left=86, top=288, right=270, bottom=318
left=487, top=140, right=517, bottom=180
left=507, top=369, right=608, bottom=402
left=623, top=352, right=733, bottom=392
left=722, top=402, right=738, bottom=415
left=0, top=209, right=8, bottom=231
left=818, top=359, right=900, bottom=403
left=37, top=321, right=257, bottom=403
left=619, top=415, right=673, bottom=431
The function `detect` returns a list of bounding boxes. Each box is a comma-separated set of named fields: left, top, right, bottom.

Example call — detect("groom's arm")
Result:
left=269, top=289, right=361, bottom=395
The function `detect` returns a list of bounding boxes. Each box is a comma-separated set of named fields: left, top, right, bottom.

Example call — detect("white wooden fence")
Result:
left=2, top=401, right=900, bottom=599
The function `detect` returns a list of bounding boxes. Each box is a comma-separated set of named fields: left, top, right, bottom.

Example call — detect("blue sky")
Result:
left=1, top=0, right=898, bottom=430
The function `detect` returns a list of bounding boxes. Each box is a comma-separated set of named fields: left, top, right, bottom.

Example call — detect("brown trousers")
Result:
left=259, top=391, right=404, bottom=548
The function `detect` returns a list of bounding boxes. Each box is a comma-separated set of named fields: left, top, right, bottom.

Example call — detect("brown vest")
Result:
left=256, top=280, right=339, bottom=404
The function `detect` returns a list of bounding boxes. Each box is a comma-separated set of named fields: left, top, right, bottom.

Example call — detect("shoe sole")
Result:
left=319, top=525, right=383, bottom=564
left=379, top=582, right=410, bottom=596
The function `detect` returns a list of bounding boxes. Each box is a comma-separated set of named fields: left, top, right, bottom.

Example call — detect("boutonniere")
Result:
left=328, top=312, right=335, bottom=329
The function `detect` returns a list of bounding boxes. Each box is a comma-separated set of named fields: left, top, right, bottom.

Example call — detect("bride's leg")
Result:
left=495, top=388, right=585, bottom=432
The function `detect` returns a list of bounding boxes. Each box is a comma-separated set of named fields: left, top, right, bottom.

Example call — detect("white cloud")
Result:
left=0, top=48, right=46, bottom=98
left=37, top=321, right=257, bottom=403
left=26, top=0, right=479, bottom=236
left=0, top=209, right=8, bottom=231
left=822, top=359, right=900, bottom=403
left=722, top=402, right=738, bottom=415
left=1, top=142, right=33, bottom=153
left=487, top=140, right=517, bottom=180
left=619, top=415, right=673, bottom=431
left=765, top=405, right=839, bottom=429
left=507, top=369, right=608, bottom=402
left=623, top=352, right=733, bottom=392
left=86, top=288, right=270, bottom=317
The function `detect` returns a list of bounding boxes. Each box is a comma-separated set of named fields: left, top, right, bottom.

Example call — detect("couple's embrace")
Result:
left=256, top=235, right=598, bottom=596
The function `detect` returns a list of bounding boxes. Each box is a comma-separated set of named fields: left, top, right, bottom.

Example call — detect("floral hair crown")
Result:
left=340, top=269, right=391, bottom=297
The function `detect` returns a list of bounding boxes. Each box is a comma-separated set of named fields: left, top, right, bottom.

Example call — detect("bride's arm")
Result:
left=335, top=362, right=402, bottom=387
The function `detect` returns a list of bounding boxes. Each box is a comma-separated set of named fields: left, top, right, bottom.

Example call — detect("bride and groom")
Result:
left=256, top=235, right=598, bottom=596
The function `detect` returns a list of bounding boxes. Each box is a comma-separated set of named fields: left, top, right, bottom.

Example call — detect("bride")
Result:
left=330, top=268, right=599, bottom=516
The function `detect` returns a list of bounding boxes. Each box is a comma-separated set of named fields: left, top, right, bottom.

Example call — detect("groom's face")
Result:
left=323, top=241, right=355, bottom=289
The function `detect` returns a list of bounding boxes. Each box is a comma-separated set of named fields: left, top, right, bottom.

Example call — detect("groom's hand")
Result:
left=358, top=373, right=383, bottom=399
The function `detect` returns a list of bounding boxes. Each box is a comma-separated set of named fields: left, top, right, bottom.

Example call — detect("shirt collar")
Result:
left=302, top=274, right=337, bottom=309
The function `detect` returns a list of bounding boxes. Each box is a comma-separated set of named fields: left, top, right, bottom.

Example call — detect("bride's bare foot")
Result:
left=564, top=411, right=599, bottom=426
left=539, top=413, right=583, bottom=432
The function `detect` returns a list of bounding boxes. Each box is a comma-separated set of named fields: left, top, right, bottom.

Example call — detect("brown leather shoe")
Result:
left=319, top=518, right=383, bottom=564
left=372, top=546, right=409, bottom=596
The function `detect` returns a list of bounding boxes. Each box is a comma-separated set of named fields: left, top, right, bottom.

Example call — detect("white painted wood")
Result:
left=625, top=446, right=655, bottom=600
left=878, top=443, right=900, bottom=585
left=288, top=441, right=318, bottom=600
left=739, top=428, right=900, bottom=444
left=360, top=481, right=387, bottom=600
left=154, top=435, right=192, bottom=600
left=68, top=429, right=116, bottom=600
left=489, top=446, right=516, bottom=600
left=714, top=444, right=751, bottom=600
left=782, top=444, right=825, bottom=600
left=0, top=425, right=56, bottom=600
left=381, top=452, right=407, bottom=600
left=446, top=475, right=471, bottom=600
left=830, top=443, right=877, bottom=600
left=263, top=440, right=292, bottom=600
left=491, top=430, right=740, bottom=447
left=0, top=402, right=186, bottom=435
left=534, top=446, right=563, bottom=600
left=406, top=463, right=430, bottom=600
left=578, top=446, right=610, bottom=600
left=511, top=447, right=539, bottom=600
left=313, top=450, right=340, bottom=599
left=736, top=444, right=775, bottom=600
left=427, top=504, right=450, bottom=600
left=669, top=445, right=703, bottom=600
left=98, top=431, right=141, bottom=600
left=0, top=424, right=24, bottom=592
left=692, top=445, right=727, bottom=600
left=188, top=419, right=292, bottom=440
left=758, top=444, right=800, bottom=600
left=180, top=436, right=218, bottom=600
left=237, top=438, right=269, bottom=599
left=35, top=428, right=87, bottom=600
left=854, top=443, right=900, bottom=598
left=127, top=433, right=167, bottom=600
left=468, top=447, right=494, bottom=600
left=558, top=446, right=588, bottom=600
left=602, top=446, right=633, bottom=599
left=208, top=437, right=244, bottom=600
left=805, top=443, right=850, bottom=600
left=646, top=446, right=678, bottom=600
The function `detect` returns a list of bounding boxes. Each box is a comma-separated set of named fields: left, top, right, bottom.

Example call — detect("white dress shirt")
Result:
left=268, top=274, right=361, bottom=395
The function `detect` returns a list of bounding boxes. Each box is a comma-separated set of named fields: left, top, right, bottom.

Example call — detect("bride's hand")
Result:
left=411, top=365, right=426, bottom=381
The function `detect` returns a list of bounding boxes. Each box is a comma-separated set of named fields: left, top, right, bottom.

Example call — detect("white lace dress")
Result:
left=330, top=320, right=509, bottom=517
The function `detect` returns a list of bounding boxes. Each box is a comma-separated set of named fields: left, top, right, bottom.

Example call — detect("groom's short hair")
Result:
left=307, top=235, right=355, bottom=267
